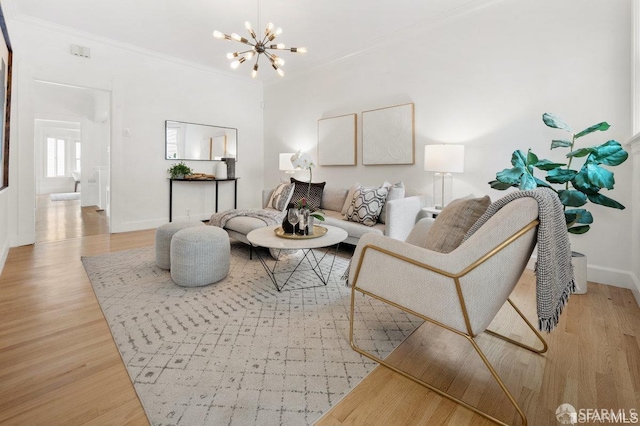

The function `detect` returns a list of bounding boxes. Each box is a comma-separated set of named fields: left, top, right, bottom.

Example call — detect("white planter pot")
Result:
left=572, top=251, right=588, bottom=294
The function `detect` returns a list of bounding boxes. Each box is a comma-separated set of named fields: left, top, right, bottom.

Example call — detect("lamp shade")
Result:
left=279, top=153, right=296, bottom=171
left=424, top=144, right=465, bottom=173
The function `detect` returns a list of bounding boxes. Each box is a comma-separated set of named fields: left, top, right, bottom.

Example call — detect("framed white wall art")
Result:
left=362, top=103, right=414, bottom=165
left=317, top=113, right=356, bottom=166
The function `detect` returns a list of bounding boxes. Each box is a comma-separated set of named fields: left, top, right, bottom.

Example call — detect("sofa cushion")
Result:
left=423, top=195, right=491, bottom=253
left=290, top=178, right=325, bottom=211
left=323, top=210, right=384, bottom=239
left=345, top=184, right=390, bottom=226
left=321, top=187, right=348, bottom=212
left=378, top=181, right=405, bottom=224
left=267, top=182, right=295, bottom=211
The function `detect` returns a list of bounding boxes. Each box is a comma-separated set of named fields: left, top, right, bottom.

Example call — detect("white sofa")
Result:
left=222, top=186, right=429, bottom=247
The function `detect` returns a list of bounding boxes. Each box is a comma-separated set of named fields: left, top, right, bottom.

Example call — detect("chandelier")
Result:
left=213, top=20, right=306, bottom=78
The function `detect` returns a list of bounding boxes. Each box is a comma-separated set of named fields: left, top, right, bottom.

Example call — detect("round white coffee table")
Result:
left=247, top=224, right=348, bottom=291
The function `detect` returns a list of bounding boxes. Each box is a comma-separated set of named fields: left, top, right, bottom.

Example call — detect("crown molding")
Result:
left=8, top=13, right=262, bottom=86
left=263, top=0, right=515, bottom=85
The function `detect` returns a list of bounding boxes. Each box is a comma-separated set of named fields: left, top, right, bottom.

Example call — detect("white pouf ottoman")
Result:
left=170, top=226, right=230, bottom=287
left=155, top=221, right=206, bottom=270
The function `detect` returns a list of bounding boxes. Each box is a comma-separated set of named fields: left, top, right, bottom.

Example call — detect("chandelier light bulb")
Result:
left=265, top=22, right=274, bottom=36
left=275, top=57, right=285, bottom=66
left=230, top=57, right=246, bottom=69
left=245, top=51, right=255, bottom=60
left=277, top=68, right=284, bottom=77
left=226, top=52, right=238, bottom=59
left=245, top=21, right=256, bottom=39
left=276, top=43, right=285, bottom=49
left=297, top=47, right=307, bottom=54
left=251, top=63, right=259, bottom=79
left=275, top=27, right=283, bottom=36
left=213, top=30, right=226, bottom=39
left=231, top=33, right=241, bottom=41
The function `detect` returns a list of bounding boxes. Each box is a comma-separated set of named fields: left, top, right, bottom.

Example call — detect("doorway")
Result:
left=33, top=81, right=111, bottom=242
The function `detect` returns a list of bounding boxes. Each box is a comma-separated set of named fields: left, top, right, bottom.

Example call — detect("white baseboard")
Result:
left=527, top=256, right=640, bottom=307
left=111, top=218, right=166, bottom=234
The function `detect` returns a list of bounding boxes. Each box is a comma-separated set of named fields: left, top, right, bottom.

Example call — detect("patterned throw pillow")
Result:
left=267, top=183, right=295, bottom=211
left=290, top=178, right=326, bottom=211
left=345, top=185, right=390, bottom=226
left=423, top=195, right=491, bottom=253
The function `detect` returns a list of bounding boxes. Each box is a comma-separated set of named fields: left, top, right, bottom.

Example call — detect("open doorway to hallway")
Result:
left=34, top=81, right=111, bottom=242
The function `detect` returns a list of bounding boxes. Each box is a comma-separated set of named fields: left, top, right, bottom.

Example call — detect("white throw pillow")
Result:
left=378, top=181, right=405, bottom=224
left=341, top=182, right=361, bottom=215
left=267, top=183, right=295, bottom=211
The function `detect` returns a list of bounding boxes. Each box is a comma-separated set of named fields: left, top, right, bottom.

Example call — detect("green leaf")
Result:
left=587, top=193, right=625, bottom=210
left=496, top=166, right=525, bottom=184
left=585, top=163, right=614, bottom=190
left=534, top=159, right=565, bottom=171
left=558, top=189, right=587, bottom=207
left=572, top=170, right=600, bottom=195
left=564, top=212, right=577, bottom=226
left=510, top=150, right=528, bottom=168
left=568, top=225, right=591, bottom=234
left=546, top=168, right=577, bottom=184
left=575, top=121, right=610, bottom=139
left=519, top=173, right=537, bottom=190
left=567, top=147, right=593, bottom=158
left=533, top=177, right=552, bottom=188
left=591, top=140, right=629, bottom=166
left=527, top=150, right=539, bottom=167
left=542, top=113, right=573, bottom=132
left=551, top=139, right=573, bottom=149
left=565, top=209, right=593, bottom=224
left=488, top=180, right=514, bottom=190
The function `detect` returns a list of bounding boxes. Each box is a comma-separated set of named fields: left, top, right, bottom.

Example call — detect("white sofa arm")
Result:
left=384, top=195, right=429, bottom=241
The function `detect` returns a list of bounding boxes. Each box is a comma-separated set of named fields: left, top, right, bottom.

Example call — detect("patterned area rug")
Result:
left=82, top=243, right=422, bottom=426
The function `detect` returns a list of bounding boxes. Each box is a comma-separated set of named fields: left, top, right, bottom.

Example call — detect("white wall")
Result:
left=264, top=0, right=635, bottom=288
left=7, top=18, right=264, bottom=246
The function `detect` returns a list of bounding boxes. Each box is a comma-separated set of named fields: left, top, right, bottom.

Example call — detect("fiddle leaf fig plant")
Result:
left=489, top=113, right=628, bottom=235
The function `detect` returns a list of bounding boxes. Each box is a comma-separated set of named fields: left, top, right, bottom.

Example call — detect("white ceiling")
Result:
left=5, top=0, right=504, bottom=80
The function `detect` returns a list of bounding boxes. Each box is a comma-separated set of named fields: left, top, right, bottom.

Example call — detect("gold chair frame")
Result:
left=349, top=220, right=547, bottom=426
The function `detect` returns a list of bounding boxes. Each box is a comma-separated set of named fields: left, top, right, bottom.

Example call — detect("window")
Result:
left=46, top=137, right=66, bottom=177
left=75, top=141, right=81, bottom=172
left=166, top=127, right=178, bottom=159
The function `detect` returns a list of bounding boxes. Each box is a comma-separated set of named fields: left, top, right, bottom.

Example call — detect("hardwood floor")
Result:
left=1, top=198, right=639, bottom=425
left=36, top=194, right=109, bottom=243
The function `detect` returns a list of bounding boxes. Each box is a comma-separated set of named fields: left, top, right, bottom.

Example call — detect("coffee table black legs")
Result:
left=250, top=244, right=341, bottom=292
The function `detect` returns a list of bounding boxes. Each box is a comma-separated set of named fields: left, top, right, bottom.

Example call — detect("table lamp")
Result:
left=424, top=144, right=465, bottom=209
left=279, top=153, right=296, bottom=174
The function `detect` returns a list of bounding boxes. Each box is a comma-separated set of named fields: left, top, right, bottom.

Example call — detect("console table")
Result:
left=169, top=177, right=239, bottom=222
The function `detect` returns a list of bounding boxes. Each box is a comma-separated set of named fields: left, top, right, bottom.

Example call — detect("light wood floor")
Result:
left=36, top=194, right=109, bottom=243
left=1, top=199, right=639, bottom=425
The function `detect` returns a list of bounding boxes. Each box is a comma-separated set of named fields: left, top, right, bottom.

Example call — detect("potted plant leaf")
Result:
left=167, top=161, right=193, bottom=179
left=489, top=113, right=628, bottom=293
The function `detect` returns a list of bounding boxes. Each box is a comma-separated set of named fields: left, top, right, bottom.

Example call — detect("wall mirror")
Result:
left=165, top=120, right=237, bottom=161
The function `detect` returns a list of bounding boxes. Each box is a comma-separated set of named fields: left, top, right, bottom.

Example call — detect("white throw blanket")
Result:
left=209, top=208, right=285, bottom=228
left=463, top=188, right=575, bottom=332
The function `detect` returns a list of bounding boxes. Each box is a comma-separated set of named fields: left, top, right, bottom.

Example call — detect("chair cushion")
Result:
left=290, top=178, right=325, bottom=211
left=345, top=184, right=390, bottom=226
left=267, top=182, right=295, bottom=211
left=423, top=195, right=491, bottom=253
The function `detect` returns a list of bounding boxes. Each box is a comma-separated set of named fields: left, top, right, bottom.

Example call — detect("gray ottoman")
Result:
left=155, top=221, right=206, bottom=270
left=170, top=226, right=230, bottom=287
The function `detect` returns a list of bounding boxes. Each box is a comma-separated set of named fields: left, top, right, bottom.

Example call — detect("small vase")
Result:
left=298, top=208, right=310, bottom=235
left=307, top=216, right=315, bottom=235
